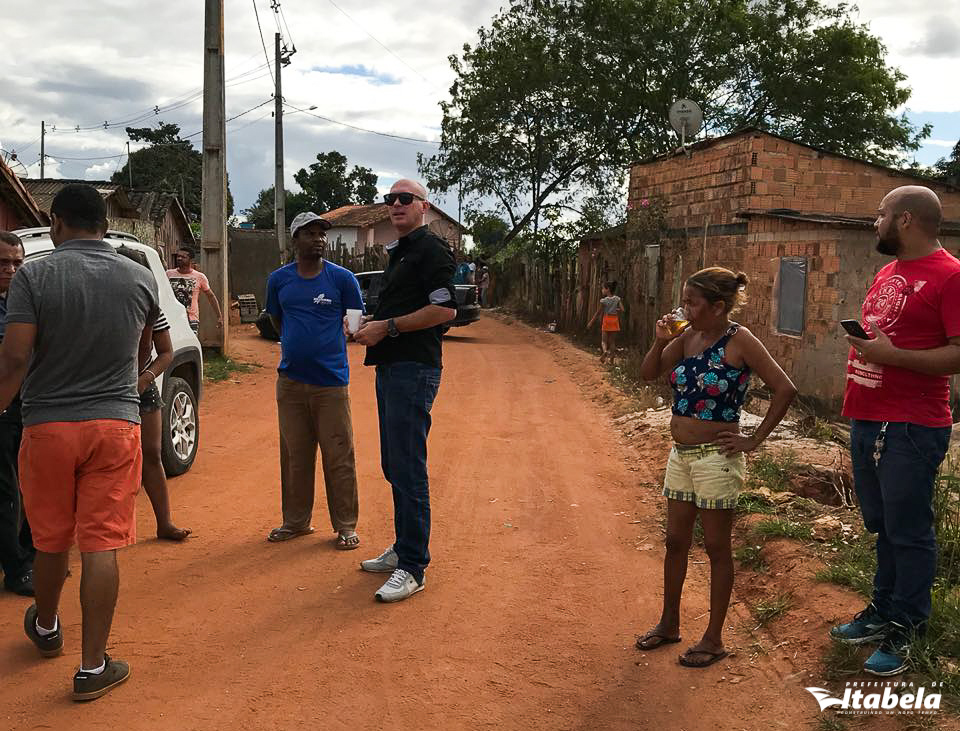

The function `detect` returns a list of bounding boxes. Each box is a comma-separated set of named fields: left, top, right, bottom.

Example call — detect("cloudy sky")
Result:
left=1, top=0, right=958, bottom=219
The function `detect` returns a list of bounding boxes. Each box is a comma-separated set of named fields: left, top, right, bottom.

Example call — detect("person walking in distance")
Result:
left=166, top=247, right=222, bottom=333
left=636, top=267, right=796, bottom=667
left=265, top=212, right=365, bottom=549
left=0, top=231, right=34, bottom=596
left=588, top=281, right=623, bottom=363
left=352, top=179, right=456, bottom=602
left=831, top=186, right=960, bottom=677
left=0, top=184, right=159, bottom=700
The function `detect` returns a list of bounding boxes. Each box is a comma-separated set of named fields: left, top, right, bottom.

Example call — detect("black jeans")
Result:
left=850, top=419, right=951, bottom=631
left=375, top=362, right=441, bottom=583
left=0, top=404, right=31, bottom=581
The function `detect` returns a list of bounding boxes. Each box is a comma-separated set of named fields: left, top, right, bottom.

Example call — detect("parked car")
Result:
left=255, top=270, right=480, bottom=340
left=355, top=270, right=481, bottom=332
left=13, top=228, right=204, bottom=476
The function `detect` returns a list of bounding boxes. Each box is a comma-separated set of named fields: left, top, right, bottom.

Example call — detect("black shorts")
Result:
left=139, top=381, right=164, bottom=414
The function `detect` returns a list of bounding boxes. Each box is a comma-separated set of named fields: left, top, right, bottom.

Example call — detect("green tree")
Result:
left=244, top=151, right=378, bottom=229
left=113, top=122, right=234, bottom=219
left=466, top=211, right=510, bottom=258
left=420, top=0, right=930, bottom=248
left=933, top=141, right=960, bottom=186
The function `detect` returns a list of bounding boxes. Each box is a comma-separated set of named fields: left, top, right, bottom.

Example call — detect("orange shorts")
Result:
left=19, top=420, right=142, bottom=553
left=601, top=314, right=620, bottom=332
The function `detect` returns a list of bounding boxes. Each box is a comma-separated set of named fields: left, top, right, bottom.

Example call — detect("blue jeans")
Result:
left=850, top=420, right=951, bottom=631
left=375, top=362, right=441, bottom=583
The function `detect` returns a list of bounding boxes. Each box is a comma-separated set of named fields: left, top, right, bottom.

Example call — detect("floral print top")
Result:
left=670, top=324, right=751, bottom=423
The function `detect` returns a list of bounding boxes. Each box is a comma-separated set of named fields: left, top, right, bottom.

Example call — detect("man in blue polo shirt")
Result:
left=265, top=212, right=365, bottom=550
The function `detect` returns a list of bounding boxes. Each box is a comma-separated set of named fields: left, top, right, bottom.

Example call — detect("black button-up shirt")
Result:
left=364, top=225, right=456, bottom=368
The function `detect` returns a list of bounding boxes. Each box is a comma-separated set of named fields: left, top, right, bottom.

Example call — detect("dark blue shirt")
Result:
left=265, top=260, right=364, bottom=387
left=0, top=293, right=7, bottom=342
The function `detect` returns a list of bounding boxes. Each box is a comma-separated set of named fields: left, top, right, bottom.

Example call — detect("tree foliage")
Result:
left=420, top=0, right=930, bottom=247
left=244, top=151, right=378, bottom=229
left=933, top=141, right=960, bottom=187
left=112, top=122, right=234, bottom=218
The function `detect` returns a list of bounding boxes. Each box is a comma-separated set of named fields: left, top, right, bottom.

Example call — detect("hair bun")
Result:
left=735, top=272, right=749, bottom=287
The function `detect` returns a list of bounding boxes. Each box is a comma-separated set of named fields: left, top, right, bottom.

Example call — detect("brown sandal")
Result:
left=267, top=526, right=315, bottom=543
left=335, top=531, right=360, bottom=550
left=636, top=630, right=682, bottom=651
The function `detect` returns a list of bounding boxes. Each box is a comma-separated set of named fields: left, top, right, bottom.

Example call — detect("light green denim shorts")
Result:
left=662, top=443, right=746, bottom=510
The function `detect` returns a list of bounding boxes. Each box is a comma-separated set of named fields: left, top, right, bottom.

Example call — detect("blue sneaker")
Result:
left=830, top=604, right=889, bottom=645
left=864, top=628, right=910, bottom=677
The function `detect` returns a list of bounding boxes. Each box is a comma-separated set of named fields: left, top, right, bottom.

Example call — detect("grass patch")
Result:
left=736, top=490, right=778, bottom=515
left=815, top=717, right=848, bottom=731
left=751, top=517, right=813, bottom=542
left=747, top=450, right=798, bottom=492
left=798, top=416, right=838, bottom=443
left=734, top=544, right=767, bottom=572
left=814, top=533, right=876, bottom=597
left=821, top=641, right=862, bottom=681
left=203, top=350, right=258, bottom=383
left=909, top=586, right=960, bottom=712
left=751, top=592, right=793, bottom=627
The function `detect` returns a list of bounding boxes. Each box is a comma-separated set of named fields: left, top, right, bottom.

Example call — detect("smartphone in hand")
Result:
left=840, top=319, right=870, bottom=339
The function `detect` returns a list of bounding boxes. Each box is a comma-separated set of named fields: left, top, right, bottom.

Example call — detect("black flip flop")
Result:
left=636, top=632, right=682, bottom=651
left=678, top=648, right=728, bottom=668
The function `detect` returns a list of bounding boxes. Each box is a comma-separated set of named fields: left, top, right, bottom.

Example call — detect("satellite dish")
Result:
left=669, top=99, right=703, bottom=145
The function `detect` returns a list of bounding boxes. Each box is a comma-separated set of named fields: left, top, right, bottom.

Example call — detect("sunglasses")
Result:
left=383, top=192, right=424, bottom=206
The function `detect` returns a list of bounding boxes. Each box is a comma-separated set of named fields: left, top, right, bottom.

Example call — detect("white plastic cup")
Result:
left=346, top=309, right=363, bottom=334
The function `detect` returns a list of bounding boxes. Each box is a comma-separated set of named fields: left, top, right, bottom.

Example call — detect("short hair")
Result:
left=0, top=231, right=24, bottom=253
left=889, top=189, right=942, bottom=236
left=178, top=246, right=196, bottom=260
left=50, top=184, right=107, bottom=233
left=686, top=267, right=749, bottom=314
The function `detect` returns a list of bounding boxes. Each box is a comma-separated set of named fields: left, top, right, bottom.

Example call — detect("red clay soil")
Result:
left=0, top=317, right=935, bottom=730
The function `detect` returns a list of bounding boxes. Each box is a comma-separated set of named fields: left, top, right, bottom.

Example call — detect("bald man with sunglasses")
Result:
left=351, top=179, right=456, bottom=603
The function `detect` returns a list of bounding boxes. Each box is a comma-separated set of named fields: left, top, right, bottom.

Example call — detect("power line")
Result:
left=283, top=102, right=440, bottom=146
left=322, top=0, right=440, bottom=94
left=252, top=0, right=276, bottom=86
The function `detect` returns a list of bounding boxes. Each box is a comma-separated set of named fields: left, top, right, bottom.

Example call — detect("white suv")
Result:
left=13, top=228, right=203, bottom=476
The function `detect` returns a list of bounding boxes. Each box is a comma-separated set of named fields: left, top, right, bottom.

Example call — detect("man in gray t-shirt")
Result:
left=0, top=183, right=157, bottom=701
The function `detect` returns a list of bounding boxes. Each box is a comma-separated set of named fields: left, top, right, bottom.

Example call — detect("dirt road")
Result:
left=0, top=316, right=834, bottom=730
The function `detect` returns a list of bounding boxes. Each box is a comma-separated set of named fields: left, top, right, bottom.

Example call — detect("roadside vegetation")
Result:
left=203, top=349, right=258, bottom=382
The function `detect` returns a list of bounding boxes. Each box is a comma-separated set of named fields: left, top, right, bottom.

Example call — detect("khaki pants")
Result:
left=276, top=375, right=359, bottom=532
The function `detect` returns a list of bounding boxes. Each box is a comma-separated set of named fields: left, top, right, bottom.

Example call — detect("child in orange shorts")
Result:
left=588, top=281, right=623, bottom=363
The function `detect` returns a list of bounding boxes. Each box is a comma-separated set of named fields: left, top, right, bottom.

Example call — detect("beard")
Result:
left=875, top=230, right=901, bottom=256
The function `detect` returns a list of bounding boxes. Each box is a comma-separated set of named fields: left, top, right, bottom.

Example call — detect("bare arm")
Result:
left=353, top=304, right=456, bottom=347
left=204, top=288, right=223, bottom=326
left=0, top=323, right=36, bottom=412
left=849, top=326, right=960, bottom=376
left=717, top=328, right=797, bottom=454
left=139, top=328, right=172, bottom=395
left=588, top=305, right=602, bottom=328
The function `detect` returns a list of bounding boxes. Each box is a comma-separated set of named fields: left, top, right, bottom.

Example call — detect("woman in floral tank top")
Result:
left=634, top=267, right=797, bottom=668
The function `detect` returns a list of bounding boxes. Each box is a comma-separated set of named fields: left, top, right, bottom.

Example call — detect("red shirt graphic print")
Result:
left=842, top=247, right=960, bottom=427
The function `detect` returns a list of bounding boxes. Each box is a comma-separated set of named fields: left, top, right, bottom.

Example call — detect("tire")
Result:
left=256, top=310, right=280, bottom=341
left=161, top=376, right=200, bottom=476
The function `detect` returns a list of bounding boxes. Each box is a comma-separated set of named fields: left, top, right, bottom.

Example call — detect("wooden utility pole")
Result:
left=200, top=0, right=229, bottom=350
left=39, top=121, right=45, bottom=179
left=126, top=142, right=133, bottom=188
left=274, top=32, right=286, bottom=264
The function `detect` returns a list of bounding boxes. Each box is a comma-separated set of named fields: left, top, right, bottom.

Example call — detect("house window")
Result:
left=777, top=257, right=807, bottom=335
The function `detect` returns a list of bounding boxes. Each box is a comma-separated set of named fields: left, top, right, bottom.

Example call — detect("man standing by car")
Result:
left=0, top=183, right=159, bottom=700
left=265, top=212, right=365, bottom=550
left=832, top=185, right=960, bottom=676
left=166, top=246, right=222, bottom=332
left=0, top=231, right=33, bottom=597
left=353, top=179, right=456, bottom=602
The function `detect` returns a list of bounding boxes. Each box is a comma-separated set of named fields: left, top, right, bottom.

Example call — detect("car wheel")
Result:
left=161, top=376, right=199, bottom=476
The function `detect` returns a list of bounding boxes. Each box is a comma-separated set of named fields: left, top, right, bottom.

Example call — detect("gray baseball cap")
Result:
left=290, top=211, right=332, bottom=238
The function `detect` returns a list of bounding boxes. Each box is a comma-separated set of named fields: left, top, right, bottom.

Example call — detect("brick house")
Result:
left=20, top=179, right=194, bottom=263
left=321, top=202, right=464, bottom=254
left=0, top=158, right=46, bottom=230
left=626, top=128, right=960, bottom=411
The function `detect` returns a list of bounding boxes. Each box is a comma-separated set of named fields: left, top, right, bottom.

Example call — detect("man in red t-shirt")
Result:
left=831, top=185, right=960, bottom=677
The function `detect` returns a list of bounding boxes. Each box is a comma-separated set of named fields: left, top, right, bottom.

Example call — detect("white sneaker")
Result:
left=375, top=569, right=424, bottom=603
left=360, top=546, right=399, bottom=573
